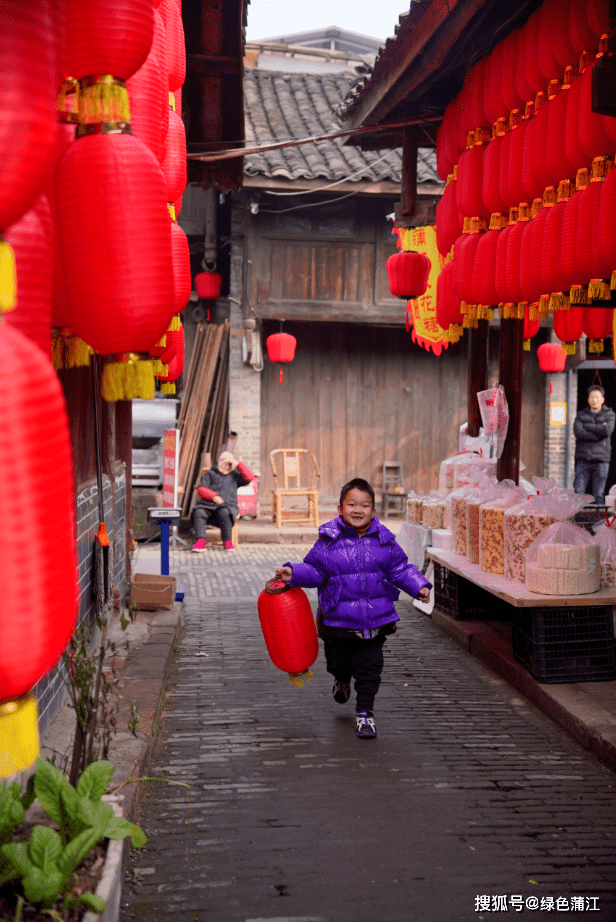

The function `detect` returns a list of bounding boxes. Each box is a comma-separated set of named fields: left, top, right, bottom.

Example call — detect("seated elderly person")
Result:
left=191, top=451, right=256, bottom=552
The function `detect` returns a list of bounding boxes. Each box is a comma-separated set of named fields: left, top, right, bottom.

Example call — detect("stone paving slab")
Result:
left=120, top=545, right=616, bottom=922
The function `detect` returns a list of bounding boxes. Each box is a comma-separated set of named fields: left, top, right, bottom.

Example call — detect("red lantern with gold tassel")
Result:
left=0, top=323, right=78, bottom=776
left=4, top=196, right=53, bottom=355
left=522, top=93, right=545, bottom=204
left=499, top=109, right=524, bottom=210
left=586, top=0, right=610, bottom=37
left=521, top=10, right=545, bottom=100
left=565, top=52, right=596, bottom=175
left=494, top=207, right=519, bottom=312
left=160, top=0, right=186, bottom=92
left=554, top=304, right=584, bottom=353
left=441, top=258, right=464, bottom=339
left=574, top=155, right=614, bottom=302
left=537, top=341, right=567, bottom=372
left=170, top=219, right=191, bottom=313
left=546, top=67, right=577, bottom=186
left=472, top=212, right=507, bottom=310
left=157, top=319, right=184, bottom=393
left=539, top=0, right=566, bottom=82
left=162, top=107, right=187, bottom=205
left=582, top=306, right=613, bottom=352
left=519, top=198, right=544, bottom=311
left=436, top=173, right=463, bottom=256
left=505, top=29, right=529, bottom=114
left=560, top=168, right=591, bottom=301
left=523, top=305, right=541, bottom=350
left=529, top=186, right=557, bottom=317
left=482, top=118, right=508, bottom=216
left=507, top=102, right=534, bottom=210
left=258, top=579, right=319, bottom=686
left=127, top=43, right=167, bottom=163
left=540, top=180, right=574, bottom=313
left=569, top=0, right=599, bottom=54
left=453, top=217, right=486, bottom=325
left=64, top=0, right=154, bottom=82
left=386, top=251, right=431, bottom=299
left=483, top=40, right=506, bottom=125
left=533, top=81, right=562, bottom=195
left=579, top=41, right=614, bottom=161
left=598, top=160, right=616, bottom=292
left=56, top=128, right=175, bottom=355
left=505, top=202, right=531, bottom=307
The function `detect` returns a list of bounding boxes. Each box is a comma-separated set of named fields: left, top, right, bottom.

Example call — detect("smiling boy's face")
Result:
left=338, top=488, right=374, bottom=533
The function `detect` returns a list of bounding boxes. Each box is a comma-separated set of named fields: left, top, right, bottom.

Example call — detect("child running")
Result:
left=275, top=477, right=431, bottom=739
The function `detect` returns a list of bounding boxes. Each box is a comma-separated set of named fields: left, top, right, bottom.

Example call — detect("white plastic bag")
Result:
left=525, top=522, right=600, bottom=595
left=593, top=519, right=616, bottom=587
left=477, top=384, right=509, bottom=458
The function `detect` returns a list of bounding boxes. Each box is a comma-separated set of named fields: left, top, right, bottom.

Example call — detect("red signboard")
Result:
left=163, top=429, right=179, bottom=507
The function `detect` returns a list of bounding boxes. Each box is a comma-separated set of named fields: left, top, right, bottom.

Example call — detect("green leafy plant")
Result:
left=0, top=781, right=34, bottom=850
left=0, top=758, right=146, bottom=918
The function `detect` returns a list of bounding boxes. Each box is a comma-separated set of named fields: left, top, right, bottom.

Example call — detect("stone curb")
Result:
left=82, top=798, right=126, bottom=922
left=431, top=608, right=616, bottom=774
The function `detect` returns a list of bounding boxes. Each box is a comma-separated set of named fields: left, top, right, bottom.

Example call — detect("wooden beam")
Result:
left=467, top=320, right=489, bottom=438
left=398, top=128, right=417, bottom=225
left=496, top=318, right=524, bottom=484
left=187, top=53, right=240, bottom=77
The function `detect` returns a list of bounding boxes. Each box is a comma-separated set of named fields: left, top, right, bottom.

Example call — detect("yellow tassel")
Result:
left=170, top=314, right=181, bottom=332
left=570, top=284, right=590, bottom=305
left=561, top=342, right=576, bottom=355
left=123, top=361, right=139, bottom=400
left=528, top=302, right=539, bottom=321
left=0, top=239, right=17, bottom=312
left=611, top=269, right=616, bottom=291
left=169, top=91, right=176, bottom=112
left=589, top=278, right=611, bottom=300
left=167, top=203, right=176, bottom=222
left=486, top=307, right=494, bottom=321
left=137, top=360, right=155, bottom=399
left=78, top=76, right=130, bottom=124
left=517, top=302, right=525, bottom=320
left=288, top=669, right=313, bottom=688
left=460, top=301, right=469, bottom=316
left=160, top=382, right=176, bottom=394
left=66, top=336, right=93, bottom=368
left=101, top=362, right=127, bottom=402
left=549, top=291, right=569, bottom=312
left=538, top=295, right=550, bottom=316
left=51, top=332, right=65, bottom=369
left=589, top=339, right=604, bottom=353
left=523, top=339, right=531, bottom=351
left=57, top=77, right=79, bottom=122
left=152, top=359, right=168, bottom=376
left=0, top=696, right=40, bottom=778
left=155, top=333, right=167, bottom=350
left=503, top=303, right=514, bottom=319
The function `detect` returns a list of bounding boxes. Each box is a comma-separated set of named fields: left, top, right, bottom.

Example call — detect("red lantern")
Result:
left=152, top=10, right=170, bottom=149
left=569, top=0, right=599, bottom=52
left=554, top=304, right=584, bottom=353
left=586, top=0, right=610, bottom=37
left=539, top=0, right=565, bottom=82
left=574, top=156, right=614, bottom=300
left=529, top=187, right=556, bottom=312
left=162, top=108, right=187, bottom=204
left=505, top=202, right=531, bottom=305
left=582, top=306, right=613, bottom=352
left=537, top=341, right=567, bottom=372
left=598, top=163, right=616, bottom=287
left=257, top=580, right=318, bottom=682
left=386, top=251, right=431, bottom=299
left=160, top=0, right=186, bottom=92
left=533, top=81, right=561, bottom=196
left=170, top=220, right=191, bottom=312
left=0, top=324, right=78, bottom=772
left=436, top=102, right=457, bottom=180
left=565, top=53, right=596, bottom=175
left=195, top=271, right=223, bottom=300
left=0, top=1, right=61, bottom=234
left=523, top=305, right=541, bottom=350
left=44, top=121, right=77, bottom=329
left=483, top=41, right=506, bottom=125
left=482, top=119, right=508, bottom=216
left=472, top=213, right=507, bottom=307
left=453, top=218, right=485, bottom=306
left=436, top=175, right=463, bottom=256
left=158, top=321, right=184, bottom=382
left=499, top=110, right=524, bottom=210
left=546, top=68, right=577, bottom=186
left=5, top=196, right=53, bottom=355
left=506, top=104, right=533, bottom=210
left=560, top=168, right=591, bottom=294
left=440, top=259, right=464, bottom=330
left=540, top=180, right=574, bottom=311
left=521, top=10, right=545, bottom=99
left=494, top=208, right=518, bottom=306
left=503, top=30, right=528, bottom=114
left=457, top=128, right=491, bottom=219
left=64, top=0, right=154, bottom=81
left=519, top=199, right=543, bottom=306
left=579, top=47, right=614, bottom=161
left=127, top=45, right=167, bottom=163
left=267, top=331, right=297, bottom=383
left=55, top=130, right=175, bottom=354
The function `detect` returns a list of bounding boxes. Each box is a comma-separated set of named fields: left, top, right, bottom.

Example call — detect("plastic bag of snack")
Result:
left=406, top=491, right=424, bottom=525
left=525, top=521, right=600, bottom=595
left=592, top=518, right=616, bottom=587
left=448, top=483, right=477, bottom=556
left=422, top=492, right=447, bottom=529
left=479, top=485, right=526, bottom=574
left=466, top=479, right=501, bottom=564
left=504, top=495, right=559, bottom=584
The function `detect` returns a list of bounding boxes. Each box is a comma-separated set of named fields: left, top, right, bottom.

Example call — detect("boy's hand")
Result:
left=213, top=495, right=223, bottom=504
left=275, top=566, right=293, bottom=582
left=417, top=587, right=430, bottom=602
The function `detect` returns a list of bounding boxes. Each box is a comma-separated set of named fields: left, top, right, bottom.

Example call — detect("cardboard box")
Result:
left=130, top=573, right=177, bottom=611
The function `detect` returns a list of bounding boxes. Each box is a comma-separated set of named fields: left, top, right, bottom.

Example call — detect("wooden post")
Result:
left=467, top=320, right=489, bottom=437
left=497, top=317, right=524, bottom=484
left=395, top=128, right=417, bottom=226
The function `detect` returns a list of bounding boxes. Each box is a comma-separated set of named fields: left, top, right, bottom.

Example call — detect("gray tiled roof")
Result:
left=244, top=68, right=440, bottom=186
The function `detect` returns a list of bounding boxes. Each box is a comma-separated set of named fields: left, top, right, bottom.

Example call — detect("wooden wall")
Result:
left=260, top=322, right=546, bottom=507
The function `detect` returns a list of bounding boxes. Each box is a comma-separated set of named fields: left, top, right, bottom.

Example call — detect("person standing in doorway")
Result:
left=573, top=385, right=615, bottom=505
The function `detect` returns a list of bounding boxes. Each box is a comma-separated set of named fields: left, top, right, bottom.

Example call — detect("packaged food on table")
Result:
left=479, top=487, right=526, bottom=574
left=525, top=521, right=600, bottom=595
left=422, top=495, right=446, bottom=529
left=432, top=528, right=454, bottom=551
left=592, top=519, right=616, bottom=587
left=438, top=453, right=495, bottom=495
left=466, top=480, right=501, bottom=564
left=406, top=491, right=424, bottom=524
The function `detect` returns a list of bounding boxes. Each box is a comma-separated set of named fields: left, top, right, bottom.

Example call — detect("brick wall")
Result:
left=35, top=464, right=127, bottom=742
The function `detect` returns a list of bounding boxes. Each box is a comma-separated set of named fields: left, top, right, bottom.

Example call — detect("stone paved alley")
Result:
left=121, top=545, right=616, bottom=922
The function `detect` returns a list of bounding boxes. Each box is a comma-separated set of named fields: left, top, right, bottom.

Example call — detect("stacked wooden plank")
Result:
left=178, top=320, right=230, bottom=516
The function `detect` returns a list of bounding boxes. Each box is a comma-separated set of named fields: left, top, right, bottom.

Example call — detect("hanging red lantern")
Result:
left=127, top=43, right=168, bottom=163
left=598, top=161, right=616, bottom=291
left=482, top=118, right=509, bottom=216
left=0, top=1, right=61, bottom=236
left=560, top=168, right=591, bottom=298
left=267, top=331, right=297, bottom=383
left=565, top=52, right=596, bottom=174
left=162, top=108, right=187, bottom=204
left=152, top=10, right=170, bottom=150
left=573, top=155, right=614, bottom=301
left=157, top=320, right=184, bottom=383
left=386, top=251, right=431, bottom=299
left=554, top=304, right=584, bottom=353
left=436, top=174, right=463, bottom=256
left=453, top=217, right=486, bottom=313
left=483, top=40, right=507, bottom=125
left=539, top=0, right=566, bottom=82
left=436, top=262, right=452, bottom=331
left=533, top=81, right=562, bottom=196
left=519, top=198, right=544, bottom=308
left=4, top=196, right=53, bottom=355
left=521, top=93, right=545, bottom=204
left=569, top=0, right=600, bottom=53
left=494, top=207, right=519, bottom=309
left=0, top=323, right=78, bottom=775
left=499, top=110, right=524, bottom=210
left=55, top=129, right=175, bottom=355
left=537, top=341, right=567, bottom=372
left=436, top=101, right=461, bottom=179
left=540, top=180, right=574, bottom=312
left=523, top=305, right=541, bottom=350
left=505, top=202, right=531, bottom=306
left=440, top=258, right=464, bottom=334
left=508, top=103, right=534, bottom=210
left=472, top=213, right=507, bottom=308
left=457, top=127, right=491, bottom=219
left=64, top=0, right=154, bottom=82
left=455, top=85, right=472, bottom=153
left=45, top=120, right=77, bottom=329
left=195, top=271, right=223, bottom=300
left=546, top=67, right=577, bottom=186
left=159, top=317, right=181, bottom=365
left=160, top=0, right=186, bottom=92
left=529, top=187, right=556, bottom=316
left=257, top=580, right=319, bottom=684
left=504, top=30, right=528, bottom=114
left=522, top=10, right=546, bottom=99
left=582, top=306, right=613, bottom=352
left=548, top=0, right=578, bottom=71
left=468, top=57, right=489, bottom=133
left=586, top=0, right=610, bottom=37
left=579, top=43, right=614, bottom=161
left=170, top=219, right=191, bottom=313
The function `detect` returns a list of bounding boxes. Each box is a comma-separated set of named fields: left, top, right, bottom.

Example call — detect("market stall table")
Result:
left=428, top=548, right=616, bottom=684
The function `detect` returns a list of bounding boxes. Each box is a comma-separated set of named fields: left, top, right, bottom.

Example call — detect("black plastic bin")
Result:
left=432, top=562, right=498, bottom=621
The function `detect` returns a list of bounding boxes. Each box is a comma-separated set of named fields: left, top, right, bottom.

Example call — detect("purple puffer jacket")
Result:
left=285, top=515, right=431, bottom=634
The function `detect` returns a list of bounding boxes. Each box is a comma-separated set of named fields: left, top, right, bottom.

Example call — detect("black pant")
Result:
left=323, top=634, right=386, bottom=713
left=193, top=505, right=234, bottom=542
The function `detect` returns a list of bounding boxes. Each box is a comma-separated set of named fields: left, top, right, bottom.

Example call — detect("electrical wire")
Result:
left=260, top=150, right=397, bottom=196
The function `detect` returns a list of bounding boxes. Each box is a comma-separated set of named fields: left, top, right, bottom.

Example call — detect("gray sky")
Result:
left=246, top=0, right=411, bottom=44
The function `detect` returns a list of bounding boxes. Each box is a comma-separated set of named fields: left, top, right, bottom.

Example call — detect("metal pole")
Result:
left=160, top=520, right=170, bottom=576
left=565, top=368, right=573, bottom=489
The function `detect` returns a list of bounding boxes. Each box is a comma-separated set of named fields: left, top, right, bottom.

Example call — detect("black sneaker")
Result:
left=332, top=679, right=351, bottom=704
left=356, top=711, right=377, bottom=739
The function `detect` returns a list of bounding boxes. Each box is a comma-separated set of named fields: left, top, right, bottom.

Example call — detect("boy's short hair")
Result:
left=339, top=478, right=375, bottom=507
left=588, top=385, right=605, bottom=397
